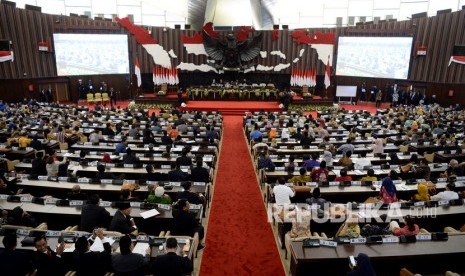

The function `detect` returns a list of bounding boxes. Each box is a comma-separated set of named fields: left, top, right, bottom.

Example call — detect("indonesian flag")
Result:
left=290, top=68, right=294, bottom=86
left=324, top=58, right=331, bottom=89
left=169, top=67, right=175, bottom=85
left=0, top=51, right=14, bottom=63
left=152, top=67, right=158, bottom=85
left=174, top=68, right=179, bottom=84
left=312, top=69, right=317, bottom=87
left=135, top=58, right=142, bottom=87
left=38, top=42, right=49, bottom=52
left=449, top=56, right=465, bottom=66
left=306, top=69, right=311, bottom=87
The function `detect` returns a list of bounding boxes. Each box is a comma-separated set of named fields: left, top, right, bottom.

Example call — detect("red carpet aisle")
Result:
left=199, top=116, right=285, bottom=276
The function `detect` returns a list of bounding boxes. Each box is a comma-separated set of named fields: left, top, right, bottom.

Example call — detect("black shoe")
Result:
left=197, top=244, right=205, bottom=251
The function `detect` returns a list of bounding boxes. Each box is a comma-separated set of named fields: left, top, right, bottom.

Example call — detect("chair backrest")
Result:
left=94, top=93, right=102, bottom=99
left=424, top=153, right=434, bottom=163
left=5, top=159, right=19, bottom=171
left=102, top=92, right=109, bottom=99
left=59, top=142, right=69, bottom=150
left=86, top=93, right=94, bottom=100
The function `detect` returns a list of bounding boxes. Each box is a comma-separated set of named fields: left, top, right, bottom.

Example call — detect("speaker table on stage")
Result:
left=302, top=85, right=309, bottom=93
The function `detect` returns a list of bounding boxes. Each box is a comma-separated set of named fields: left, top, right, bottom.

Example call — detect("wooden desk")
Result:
left=290, top=235, right=465, bottom=275
left=0, top=198, right=202, bottom=235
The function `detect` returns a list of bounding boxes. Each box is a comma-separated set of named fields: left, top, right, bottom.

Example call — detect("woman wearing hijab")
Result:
left=372, top=138, right=384, bottom=154
left=379, top=170, right=398, bottom=203
left=347, top=253, right=376, bottom=276
left=413, top=183, right=431, bottom=202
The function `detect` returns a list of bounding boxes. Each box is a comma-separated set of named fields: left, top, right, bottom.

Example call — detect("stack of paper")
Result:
left=132, top=242, right=150, bottom=255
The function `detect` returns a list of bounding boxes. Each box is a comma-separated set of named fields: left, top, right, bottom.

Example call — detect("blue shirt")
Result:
left=303, top=159, right=320, bottom=169
left=250, top=130, right=263, bottom=140
left=115, top=143, right=127, bottom=154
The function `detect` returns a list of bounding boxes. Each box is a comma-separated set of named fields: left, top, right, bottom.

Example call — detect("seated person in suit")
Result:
left=360, top=169, right=377, bottom=182
left=33, top=236, right=66, bottom=276
left=177, top=181, right=205, bottom=205
left=147, top=186, right=172, bottom=204
left=172, top=199, right=205, bottom=250
left=190, top=158, right=210, bottom=183
left=73, top=229, right=112, bottom=276
left=150, top=237, right=193, bottom=276
left=31, top=151, right=47, bottom=176
left=145, top=164, right=161, bottom=181
left=68, top=184, right=88, bottom=200
left=122, top=148, right=139, bottom=164
left=413, top=159, right=431, bottom=181
left=161, top=130, right=173, bottom=145
left=0, top=233, right=35, bottom=276
left=162, top=145, right=172, bottom=158
left=109, top=202, right=138, bottom=235
left=347, top=253, right=376, bottom=276
left=168, top=162, right=189, bottom=181
left=389, top=215, right=420, bottom=236
left=288, top=167, right=311, bottom=184
left=257, top=151, right=275, bottom=171
left=96, top=164, right=116, bottom=179
left=176, top=147, right=192, bottom=167
left=111, top=235, right=150, bottom=275
left=80, top=194, right=110, bottom=233
left=8, top=206, right=37, bottom=227
left=30, top=134, right=43, bottom=150
left=335, top=169, right=352, bottom=182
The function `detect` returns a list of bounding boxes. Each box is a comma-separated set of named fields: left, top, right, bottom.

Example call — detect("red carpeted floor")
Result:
left=199, top=116, right=285, bottom=276
left=182, top=101, right=282, bottom=115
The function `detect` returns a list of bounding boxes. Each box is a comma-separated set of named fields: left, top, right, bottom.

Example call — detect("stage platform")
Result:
left=180, top=101, right=282, bottom=115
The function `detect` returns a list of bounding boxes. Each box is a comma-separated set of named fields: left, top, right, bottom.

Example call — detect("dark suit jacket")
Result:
left=0, top=249, right=35, bottom=276
left=31, top=158, right=47, bottom=176
left=73, top=242, right=112, bottom=276
left=123, top=154, right=139, bottom=164
left=80, top=204, right=111, bottom=233
left=172, top=211, right=198, bottom=237
left=176, top=156, right=192, bottom=167
left=150, top=252, right=193, bottom=276
left=176, top=191, right=204, bottom=205
left=111, top=252, right=149, bottom=276
left=109, top=210, right=133, bottom=234
left=33, top=247, right=65, bottom=276
left=190, top=166, right=210, bottom=182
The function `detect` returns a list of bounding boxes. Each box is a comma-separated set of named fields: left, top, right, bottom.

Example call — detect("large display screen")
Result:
left=336, top=36, right=413, bottom=79
left=53, top=33, right=130, bottom=76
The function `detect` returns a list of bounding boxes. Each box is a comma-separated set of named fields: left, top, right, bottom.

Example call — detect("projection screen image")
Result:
left=54, top=33, right=130, bottom=76
left=336, top=36, right=413, bottom=79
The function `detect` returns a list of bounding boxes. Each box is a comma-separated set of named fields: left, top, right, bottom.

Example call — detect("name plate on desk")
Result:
left=100, top=179, right=113, bottom=184
left=189, top=204, right=201, bottom=210
left=78, top=178, right=90, bottom=183
left=382, top=237, right=399, bottom=243
left=416, top=234, right=432, bottom=241
left=436, top=178, right=447, bottom=182
left=137, top=235, right=149, bottom=242
left=456, top=176, right=465, bottom=181
left=125, top=180, right=136, bottom=184
left=161, top=165, right=171, bottom=169
left=58, top=177, right=69, bottom=182
left=438, top=200, right=449, bottom=206
left=124, top=164, right=135, bottom=168
left=329, top=181, right=340, bottom=186
left=319, top=240, right=337, bottom=247
left=193, top=182, right=206, bottom=186
left=130, top=202, right=141, bottom=208
left=84, top=142, right=93, bottom=145
left=294, top=146, right=303, bottom=150
left=106, top=163, right=116, bottom=168
left=350, top=238, right=367, bottom=244
left=45, top=198, right=59, bottom=205
left=306, top=182, right=318, bottom=187
left=70, top=200, right=84, bottom=206
left=46, top=231, right=61, bottom=237
left=38, top=176, right=48, bottom=180
left=0, top=194, right=9, bottom=200
left=157, top=204, right=171, bottom=210
left=99, top=201, right=111, bottom=207
left=169, top=182, right=181, bottom=187
left=16, top=229, right=30, bottom=236
left=20, top=196, right=32, bottom=202
left=275, top=167, right=285, bottom=171
left=146, top=181, right=157, bottom=185
left=390, top=203, right=401, bottom=209
left=351, top=181, right=361, bottom=186
left=414, top=201, right=425, bottom=207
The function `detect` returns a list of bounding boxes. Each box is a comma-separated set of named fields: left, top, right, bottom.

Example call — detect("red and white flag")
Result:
left=153, top=67, right=158, bottom=85
left=135, top=58, right=142, bottom=87
left=0, top=51, right=14, bottom=63
left=324, top=58, right=331, bottom=89
left=449, top=56, right=465, bottom=66
left=174, top=68, right=179, bottom=85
